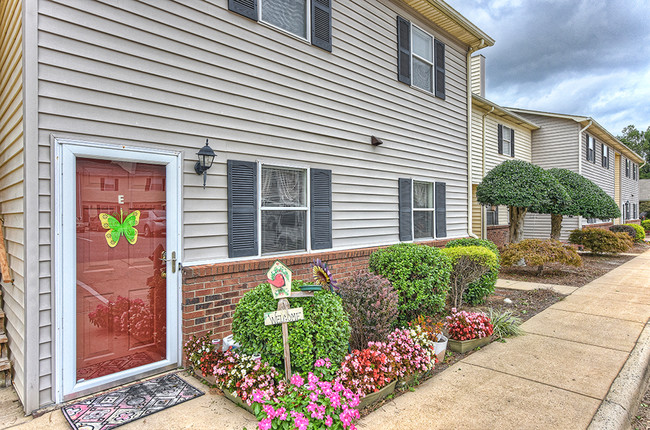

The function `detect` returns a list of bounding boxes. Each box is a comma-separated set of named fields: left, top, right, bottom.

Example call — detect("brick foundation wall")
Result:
left=626, top=219, right=641, bottom=225
left=486, top=225, right=509, bottom=247
left=582, top=221, right=614, bottom=230
left=181, top=239, right=455, bottom=344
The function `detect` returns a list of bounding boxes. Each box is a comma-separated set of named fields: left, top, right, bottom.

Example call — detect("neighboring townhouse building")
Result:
left=640, top=179, right=650, bottom=218
left=469, top=55, right=539, bottom=246
left=508, top=109, right=644, bottom=239
left=0, top=0, right=492, bottom=412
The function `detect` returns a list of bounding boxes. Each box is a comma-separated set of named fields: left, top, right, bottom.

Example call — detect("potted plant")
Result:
left=445, top=308, right=494, bottom=353
left=409, top=315, right=447, bottom=364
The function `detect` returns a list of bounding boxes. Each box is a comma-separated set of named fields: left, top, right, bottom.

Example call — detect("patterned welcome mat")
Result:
left=62, top=373, right=204, bottom=430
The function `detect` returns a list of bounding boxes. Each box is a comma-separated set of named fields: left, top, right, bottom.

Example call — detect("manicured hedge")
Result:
left=569, top=228, right=633, bottom=254
left=445, top=238, right=500, bottom=305
left=232, top=281, right=350, bottom=375
left=441, top=246, right=499, bottom=307
left=624, top=223, right=646, bottom=242
left=368, top=243, right=451, bottom=326
left=501, top=239, right=582, bottom=274
left=609, top=224, right=637, bottom=241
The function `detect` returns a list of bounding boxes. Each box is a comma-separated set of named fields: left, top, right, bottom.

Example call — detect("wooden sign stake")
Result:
left=277, top=298, right=292, bottom=379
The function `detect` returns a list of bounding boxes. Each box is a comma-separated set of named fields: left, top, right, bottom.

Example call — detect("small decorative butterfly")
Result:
left=98, top=209, right=140, bottom=247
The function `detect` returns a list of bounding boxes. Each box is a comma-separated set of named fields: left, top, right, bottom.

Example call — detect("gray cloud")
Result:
left=447, top=0, right=650, bottom=135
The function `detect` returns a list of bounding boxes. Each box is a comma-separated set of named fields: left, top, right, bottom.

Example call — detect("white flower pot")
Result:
left=434, top=333, right=448, bottom=363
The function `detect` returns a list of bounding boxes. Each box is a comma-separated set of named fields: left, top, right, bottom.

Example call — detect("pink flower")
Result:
left=258, top=418, right=272, bottom=430
left=290, top=373, right=305, bottom=387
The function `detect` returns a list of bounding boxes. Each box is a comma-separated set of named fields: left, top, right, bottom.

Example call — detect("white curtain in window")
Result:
left=262, top=167, right=305, bottom=207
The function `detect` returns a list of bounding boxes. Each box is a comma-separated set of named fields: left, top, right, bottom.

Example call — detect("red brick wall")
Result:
left=181, top=239, right=455, bottom=344
left=487, top=225, right=509, bottom=247
left=582, top=221, right=614, bottom=230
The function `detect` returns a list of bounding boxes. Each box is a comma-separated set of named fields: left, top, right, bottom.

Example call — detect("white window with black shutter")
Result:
left=228, top=0, right=332, bottom=51
left=602, top=144, right=609, bottom=169
left=227, top=160, right=332, bottom=258
left=396, top=16, right=445, bottom=99
left=498, top=125, right=515, bottom=157
left=625, top=159, right=630, bottom=178
left=398, top=178, right=446, bottom=241
left=586, top=134, right=595, bottom=163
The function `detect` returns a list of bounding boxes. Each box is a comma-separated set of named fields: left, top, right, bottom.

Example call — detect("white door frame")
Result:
left=54, top=138, right=182, bottom=402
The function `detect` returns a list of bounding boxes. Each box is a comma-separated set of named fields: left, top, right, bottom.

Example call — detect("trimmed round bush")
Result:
left=232, top=281, right=350, bottom=375
left=440, top=246, right=498, bottom=308
left=338, top=270, right=399, bottom=351
left=609, top=224, right=636, bottom=241
left=501, top=239, right=582, bottom=275
left=368, top=243, right=451, bottom=326
left=624, top=223, right=646, bottom=242
left=569, top=228, right=633, bottom=254
left=642, top=219, right=650, bottom=232
left=445, top=238, right=500, bottom=305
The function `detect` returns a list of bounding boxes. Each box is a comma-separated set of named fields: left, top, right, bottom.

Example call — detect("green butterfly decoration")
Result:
left=98, top=209, right=140, bottom=248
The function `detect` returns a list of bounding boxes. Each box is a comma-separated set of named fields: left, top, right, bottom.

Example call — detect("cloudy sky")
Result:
left=445, top=0, right=650, bottom=136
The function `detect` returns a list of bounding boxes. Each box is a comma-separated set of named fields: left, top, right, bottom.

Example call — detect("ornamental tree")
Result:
left=536, top=168, right=620, bottom=240
left=476, top=160, right=569, bottom=243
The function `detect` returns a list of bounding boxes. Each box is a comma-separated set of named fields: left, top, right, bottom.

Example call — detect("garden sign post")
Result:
left=264, top=261, right=312, bottom=380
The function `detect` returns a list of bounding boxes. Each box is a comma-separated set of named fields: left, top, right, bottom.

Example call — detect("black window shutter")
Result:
left=601, top=144, right=605, bottom=167
left=398, top=178, right=412, bottom=241
left=434, top=39, right=445, bottom=99
left=228, top=160, right=258, bottom=258
left=435, top=182, right=447, bottom=238
left=311, top=0, right=332, bottom=52
left=310, top=168, right=332, bottom=249
left=510, top=128, right=515, bottom=158
left=397, top=16, right=411, bottom=85
left=228, top=0, right=258, bottom=21
left=497, top=124, right=503, bottom=154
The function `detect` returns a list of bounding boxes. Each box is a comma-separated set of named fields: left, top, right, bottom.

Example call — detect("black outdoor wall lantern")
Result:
left=194, top=139, right=216, bottom=189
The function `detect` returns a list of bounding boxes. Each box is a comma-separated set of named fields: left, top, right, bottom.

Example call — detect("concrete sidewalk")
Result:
left=360, top=249, right=650, bottom=430
left=5, top=250, right=650, bottom=430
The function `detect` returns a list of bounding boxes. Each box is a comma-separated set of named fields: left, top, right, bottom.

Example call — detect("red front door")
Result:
left=75, top=158, right=167, bottom=382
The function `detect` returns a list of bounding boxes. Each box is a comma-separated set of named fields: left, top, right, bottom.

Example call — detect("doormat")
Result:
left=61, top=373, right=204, bottom=430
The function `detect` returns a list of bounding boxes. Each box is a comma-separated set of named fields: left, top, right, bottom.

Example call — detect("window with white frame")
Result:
left=261, top=165, right=307, bottom=254
left=601, top=144, right=609, bottom=169
left=625, top=159, right=630, bottom=177
left=502, top=126, right=512, bottom=156
left=586, top=135, right=595, bottom=163
left=413, top=181, right=434, bottom=239
left=412, top=27, right=434, bottom=93
left=486, top=205, right=498, bottom=226
left=261, top=0, right=308, bottom=39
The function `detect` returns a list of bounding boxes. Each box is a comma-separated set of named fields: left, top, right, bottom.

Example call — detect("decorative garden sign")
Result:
left=264, top=307, right=304, bottom=326
left=266, top=260, right=292, bottom=299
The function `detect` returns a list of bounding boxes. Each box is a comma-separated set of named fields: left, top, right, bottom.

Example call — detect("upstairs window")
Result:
left=397, top=16, right=446, bottom=99
left=586, top=134, right=595, bottom=163
left=601, top=144, right=609, bottom=169
left=632, top=163, right=637, bottom=180
left=625, top=159, right=630, bottom=178
left=498, top=125, right=515, bottom=157
left=228, top=0, right=332, bottom=51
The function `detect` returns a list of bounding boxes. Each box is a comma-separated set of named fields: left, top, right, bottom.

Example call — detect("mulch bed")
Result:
left=498, top=243, right=649, bottom=287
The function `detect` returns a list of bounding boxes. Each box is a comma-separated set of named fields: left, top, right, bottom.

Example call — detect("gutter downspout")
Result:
left=578, top=120, right=592, bottom=228
left=480, top=106, right=494, bottom=239
left=467, top=39, right=485, bottom=238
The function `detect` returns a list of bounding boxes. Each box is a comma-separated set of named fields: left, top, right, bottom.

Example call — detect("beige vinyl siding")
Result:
left=580, top=132, right=615, bottom=199
left=523, top=213, right=579, bottom=241
left=471, top=107, right=533, bottom=184
left=621, top=156, right=639, bottom=219
left=35, top=0, right=471, bottom=407
left=470, top=55, right=484, bottom=96
left=0, top=0, right=25, bottom=403
left=521, top=115, right=580, bottom=171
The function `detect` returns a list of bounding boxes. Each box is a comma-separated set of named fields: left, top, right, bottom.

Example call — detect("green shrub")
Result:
left=232, top=281, right=350, bottom=375
left=642, top=219, right=650, bottom=232
left=569, top=228, right=633, bottom=254
left=445, top=238, right=500, bottom=305
left=487, top=308, right=523, bottom=339
left=440, top=246, right=498, bottom=308
left=368, top=243, right=451, bottom=326
left=609, top=225, right=637, bottom=241
left=624, top=223, right=646, bottom=242
left=501, top=239, right=582, bottom=275
left=338, top=270, right=399, bottom=351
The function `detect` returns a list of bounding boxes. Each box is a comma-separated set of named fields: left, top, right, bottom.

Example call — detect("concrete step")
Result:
left=0, top=333, right=6, bottom=358
left=0, top=357, right=10, bottom=387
